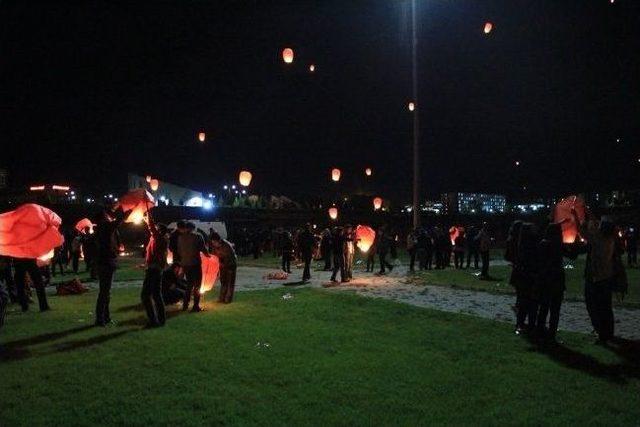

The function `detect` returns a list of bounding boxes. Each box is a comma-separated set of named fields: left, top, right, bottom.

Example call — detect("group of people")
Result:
left=505, top=210, right=627, bottom=344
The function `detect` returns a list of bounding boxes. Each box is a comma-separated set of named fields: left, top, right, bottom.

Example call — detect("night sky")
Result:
left=1, top=1, right=638, bottom=201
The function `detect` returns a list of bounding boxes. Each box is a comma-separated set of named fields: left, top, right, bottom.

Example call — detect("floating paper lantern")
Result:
left=0, top=204, right=64, bottom=259
left=198, top=132, right=206, bottom=142
left=309, top=64, right=315, bottom=72
left=331, top=168, right=341, bottom=182
left=355, top=225, right=376, bottom=253
left=373, top=197, right=383, bottom=211
left=484, top=22, right=493, bottom=34
left=239, top=170, right=252, bottom=187
left=408, top=102, right=415, bottom=111
left=554, top=195, right=586, bottom=244
left=365, top=167, right=372, bottom=176
left=150, top=179, right=159, bottom=192
left=328, top=207, right=338, bottom=220
left=282, top=48, right=294, bottom=64
left=117, top=188, right=155, bottom=224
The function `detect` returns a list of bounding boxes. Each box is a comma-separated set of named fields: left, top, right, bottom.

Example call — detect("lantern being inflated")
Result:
left=554, top=195, right=586, bottom=244
left=331, top=168, right=341, bottom=182
left=328, top=207, right=338, bottom=220
left=282, top=48, right=294, bottom=64
left=355, top=225, right=376, bottom=253
left=150, top=179, right=159, bottom=192
left=239, top=170, right=252, bottom=187
left=373, top=197, right=383, bottom=211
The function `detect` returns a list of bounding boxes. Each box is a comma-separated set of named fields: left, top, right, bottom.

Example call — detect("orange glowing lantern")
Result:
left=199, top=253, right=220, bottom=294
left=373, top=197, right=383, bottom=211
left=355, top=225, right=376, bottom=253
left=484, top=22, right=493, bottom=34
left=75, top=218, right=94, bottom=234
left=239, top=170, right=252, bottom=187
left=145, top=175, right=152, bottom=183
left=331, top=168, right=341, bottom=182
left=166, top=250, right=174, bottom=265
left=116, top=188, right=155, bottom=224
left=554, top=195, right=586, bottom=244
left=309, top=64, right=315, bottom=72
left=449, top=226, right=460, bottom=245
left=198, top=132, right=206, bottom=142
left=328, top=207, right=338, bottom=220
left=365, top=167, right=372, bottom=176
left=150, top=179, right=159, bottom=192
left=282, top=48, right=294, bottom=64
left=0, top=204, right=64, bottom=259
left=408, top=102, right=415, bottom=112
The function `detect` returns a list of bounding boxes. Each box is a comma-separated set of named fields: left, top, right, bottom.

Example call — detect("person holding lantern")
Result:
left=210, top=231, right=237, bottom=304
left=176, top=222, right=208, bottom=312
left=141, top=214, right=169, bottom=327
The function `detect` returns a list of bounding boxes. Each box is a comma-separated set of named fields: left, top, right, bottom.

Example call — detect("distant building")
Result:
left=442, top=192, right=506, bottom=215
left=128, top=173, right=203, bottom=206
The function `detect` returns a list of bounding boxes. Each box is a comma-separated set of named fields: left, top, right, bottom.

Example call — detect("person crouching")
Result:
left=210, top=232, right=238, bottom=304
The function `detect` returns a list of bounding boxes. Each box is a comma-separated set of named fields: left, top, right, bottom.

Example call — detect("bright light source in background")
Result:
left=223, top=185, right=228, bottom=190
left=203, top=200, right=213, bottom=210
left=208, top=193, right=213, bottom=198
left=408, top=102, right=415, bottom=111
left=309, top=64, right=315, bottom=72
left=241, top=190, right=247, bottom=194
left=186, top=197, right=203, bottom=207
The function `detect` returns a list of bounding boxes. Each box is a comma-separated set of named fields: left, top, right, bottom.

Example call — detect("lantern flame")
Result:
left=282, top=48, right=294, bottom=64
left=331, top=168, right=341, bottom=182
left=37, top=249, right=55, bottom=263
left=309, top=64, right=315, bottom=72
left=239, top=170, right=252, bottom=187
left=373, top=197, right=383, bottom=211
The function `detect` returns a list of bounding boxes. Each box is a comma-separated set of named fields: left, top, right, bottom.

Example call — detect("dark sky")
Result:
left=1, top=0, right=639, bottom=201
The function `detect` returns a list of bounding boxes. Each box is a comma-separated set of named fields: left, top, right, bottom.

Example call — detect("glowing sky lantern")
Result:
left=328, top=207, right=338, bottom=220
left=331, top=168, right=341, bottom=182
left=150, top=179, right=159, bottom=192
left=309, top=64, right=315, bottom=72
left=408, top=102, right=415, bottom=112
left=365, top=167, right=372, bottom=176
left=117, top=188, right=155, bottom=224
left=145, top=175, right=152, bottom=183
left=239, top=170, right=252, bottom=187
left=373, top=197, right=383, bottom=211
left=554, top=195, right=586, bottom=244
left=449, top=226, right=460, bottom=245
left=282, top=47, right=294, bottom=64
left=0, top=203, right=64, bottom=259
left=484, top=22, right=493, bottom=34
left=355, top=225, right=376, bottom=253
left=198, top=132, right=206, bottom=142
left=75, top=218, right=94, bottom=234
left=199, top=253, right=220, bottom=294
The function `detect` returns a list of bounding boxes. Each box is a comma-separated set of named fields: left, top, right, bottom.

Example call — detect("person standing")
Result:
left=407, top=230, right=417, bottom=272
left=343, top=225, right=355, bottom=282
left=13, top=257, right=50, bottom=312
left=177, top=222, right=208, bottom=312
left=70, top=232, right=83, bottom=274
left=210, top=232, right=238, bottom=304
left=320, top=228, right=333, bottom=271
left=141, top=214, right=168, bottom=327
left=453, top=230, right=466, bottom=269
left=281, top=231, right=293, bottom=274
left=575, top=210, right=623, bottom=344
left=466, top=226, right=480, bottom=269
left=330, top=226, right=345, bottom=282
left=625, top=226, right=638, bottom=267
left=477, top=223, right=492, bottom=279
left=297, top=224, right=315, bottom=282
left=94, top=207, right=127, bottom=326
left=377, top=228, right=394, bottom=275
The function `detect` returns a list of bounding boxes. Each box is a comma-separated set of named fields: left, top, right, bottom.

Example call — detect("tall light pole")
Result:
left=411, top=0, right=420, bottom=228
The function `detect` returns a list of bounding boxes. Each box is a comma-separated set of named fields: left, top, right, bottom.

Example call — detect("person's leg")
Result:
left=474, top=251, right=479, bottom=269
left=409, top=249, right=415, bottom=272
left=190, top=266, right=203, bottom=311
left=378, top=254, right=386, bottom=273
left=151, top=269, right=165, bottom=325
left=548, top=293, right=563, bottom=340
left=515, top=290, right=527, bottom=331
left=331, top=255, right=339, bottom=281
left=0, top=280, right=8, bottom=329
left=282, top=255, right=287, bottom=272
left=27, top=262, right=49, bottom=312
left=218, top=272, right=228, bottom=303
left=224, top=268, right=236, bottom=303
left=96, top=265, right=114, bottom=325
left=584, top=281, right=600, bottom=336
left=536, top=296, right=550, bottom=336
left=13, top=262, right=29, bottom=311
left=599, top=283, right=614, bottom=341
left=481, top=251, right=489, bottom=277
left=141, top=270, right=157, bottom=325
left=72, top=254, right=79, bottom=274
left=303, top=256, right=311, bottom=281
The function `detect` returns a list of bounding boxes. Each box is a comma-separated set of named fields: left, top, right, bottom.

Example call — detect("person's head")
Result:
left=185, top=222, right=196, bottom=233
left=176, top=221, right=186, bottom=232
left=508, top=220, right=523, bottom=240
left=210, top=231, right=222, bottom=248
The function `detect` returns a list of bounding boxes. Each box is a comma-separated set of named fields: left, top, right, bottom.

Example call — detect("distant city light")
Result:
left=408, top=102, right=415, bottom=112
left=30, top=185, right=45, bottom=191
left=231, top=185, right=236, bottom=190
left=203, top=200, right=213, bottom=210
left=185, top=197, right=203, bottom=207
left=515, top=160, right=520, bottom=166
left=223, top=185, right=228, bottom=190
left=52, top=185, right=70, bottom=191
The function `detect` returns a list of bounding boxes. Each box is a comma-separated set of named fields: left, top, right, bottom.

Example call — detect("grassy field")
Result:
left=1, top=287, right=639, bottom=426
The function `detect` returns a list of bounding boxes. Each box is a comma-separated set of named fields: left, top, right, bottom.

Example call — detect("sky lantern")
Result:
left=117, top=188, right=155, bottom=224
left=198, top=132, right=206, bottom=142
left=331, top=168, right=341, bottom=182
left=365, top=167, right=372, bottom=176
left=199, top=253, right=220, bottom=294
left=484, top=22, right=493, bottom=34
left=373, top=197, right=383, bottom=211
left=239, top=170, right=253, bottom=187
left=145, top=175, right=152, bottom=183
left=309, top=64, right=315, bottom=72
left=282, top=48, right=294, bottom=64
left=355, top=225, right=376, bottom=253
left=408, top=102, right=415, bottom=112
left=449, top=226, right=460, bottom=245
left=554, top=195, right=586, bottom=244
left=0, top=203, right=64, bottom=259
left=75, top=218, right=94, bottom=234
left=150, top=179, right=159, bottom=192
left=328, top=207, right=338, bottom=220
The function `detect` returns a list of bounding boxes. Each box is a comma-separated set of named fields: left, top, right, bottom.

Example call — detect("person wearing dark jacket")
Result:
left=297, top=224, right=316, bottom=282
left=177, top=222, right=208, bottom=312
left=330, top=227, right=345, bottom=282
left=376, top=228, right=394, bottom=274
left=505, top=221, right=538, bottom=334
left=536, top=223, right=575, bottom=342
left=162, top=264, right=187, bottom=305
left=343, top=225, right=355, bottom=282
left=210, top=232, right=238, bottom=303
left=320, top=228, right=332, bottom=271
left=281, top=232, right=293, bottom=274
left=94, top=207, right=127, bottom=326
left=466, top=227, right=480, bottom=269
left=141, top=214, right=168, bottom=327
left=454, top=231, right=466, bottom=269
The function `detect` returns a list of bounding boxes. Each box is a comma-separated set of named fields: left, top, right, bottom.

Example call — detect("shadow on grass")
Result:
left=527, top=336, right=640, bottom=384
left=116, top=303, right=144, bottom=313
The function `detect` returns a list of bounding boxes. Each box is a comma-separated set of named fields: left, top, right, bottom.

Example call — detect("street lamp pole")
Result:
left=411, top=0, right=420, bottom=228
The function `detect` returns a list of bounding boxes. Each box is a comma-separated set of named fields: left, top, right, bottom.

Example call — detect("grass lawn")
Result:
left=1, top=287, right=639, bottom=426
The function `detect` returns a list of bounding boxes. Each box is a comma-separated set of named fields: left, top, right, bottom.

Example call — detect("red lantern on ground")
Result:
left=328, top=207, right=338, bottom=220
left=239, top=171, right=252, bottom=187
left=355, top=225, right=376, bottom=253
left=150, top=179, right=159, bottom=192
left=365, top=167, right=372, bottom=176
left=484, top=22, right=493, bottom=34
left=373, top=197, right=383, bottom=211
left=331, top=168, right=341, bottom=182
left=282, top=48, right=294, bottom=64
left=554, top=195, right=586, bottom=244
left=198, top=132, right=206, bottom=142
